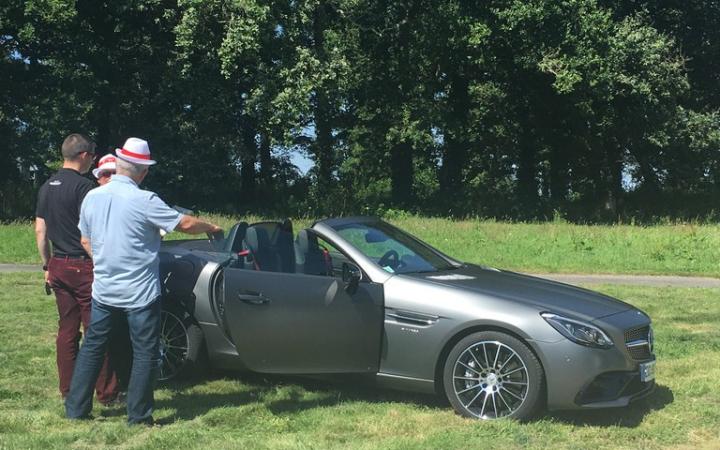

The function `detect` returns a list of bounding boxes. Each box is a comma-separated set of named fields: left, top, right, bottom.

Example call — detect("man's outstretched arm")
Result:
left=174, top=215, right=222, bottom=235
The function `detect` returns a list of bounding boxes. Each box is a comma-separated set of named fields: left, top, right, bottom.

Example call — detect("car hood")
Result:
left=401, top=264, right=633, bottom=320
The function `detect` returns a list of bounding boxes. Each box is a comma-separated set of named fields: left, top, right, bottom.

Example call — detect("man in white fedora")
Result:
left=65, top=137, right=222, bottom=425
left=92, top=154, right=116, bottom=186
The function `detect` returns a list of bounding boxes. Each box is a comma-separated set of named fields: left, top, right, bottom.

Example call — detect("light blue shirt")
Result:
left=79, top=175, right=182, bottom=308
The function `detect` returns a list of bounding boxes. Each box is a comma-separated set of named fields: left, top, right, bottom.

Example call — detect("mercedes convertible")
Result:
left=157, top=216, right=656, bottom=420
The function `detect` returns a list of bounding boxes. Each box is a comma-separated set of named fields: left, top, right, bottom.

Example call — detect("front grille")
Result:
left=627, top=345, right=652, bottom=360
left=624, top=325, right=653, bottom=360
left=625, top=326, right=649, bottom=342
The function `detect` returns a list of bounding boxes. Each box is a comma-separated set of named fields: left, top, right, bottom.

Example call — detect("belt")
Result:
left=52, top=254, right=90, bottom=260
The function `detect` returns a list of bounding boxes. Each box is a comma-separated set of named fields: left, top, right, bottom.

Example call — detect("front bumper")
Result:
left=531, top=304, right=656, bottom=411
left=575, top=370, right=655, bottom=408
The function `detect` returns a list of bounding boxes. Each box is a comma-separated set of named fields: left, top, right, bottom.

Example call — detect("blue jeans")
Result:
left=65, top=298, right=161, bottom=424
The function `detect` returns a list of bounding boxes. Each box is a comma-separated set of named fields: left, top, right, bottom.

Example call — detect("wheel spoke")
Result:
left=458, top=360, right=482, bottom=375
left=454, top=376, right=479, bottom=381
left=467, top=347, right=485, bottom=370
left=166, top=344, right=188, bottom=351
left=482, top=343, right=490, bottom=368
left=501, top=386, right=523, bottom=401
left=492, top=344, right=501, bottom=369
left=497, top=351, right=516, bottom=373
left=163, top=354, right=177, bottom=372
left=503, top=380, right=528, bottom=385
left=165, top=350, right=183, bottom=362
left=500, top=366, right=524, bottom=377
left=464, top=388, right=485, bottom=410
left=491, top=391, right=498, bottom=418
left=458, top=384, right=482, bottom=394
left=167, top=334, right=188, bottom=343
left=497, top=389, right=512, bottom=412
left=165, top=320, right=180, bottom=337
left=479, top=390, right=489, bottom=417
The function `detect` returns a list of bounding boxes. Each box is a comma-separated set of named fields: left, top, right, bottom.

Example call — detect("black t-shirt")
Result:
left=36, top=168, right=96, bottom=256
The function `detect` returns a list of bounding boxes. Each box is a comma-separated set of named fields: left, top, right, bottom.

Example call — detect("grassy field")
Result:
left=1, top=272, right=719, bottom=449
left=3, top=216, right=720, bottom=276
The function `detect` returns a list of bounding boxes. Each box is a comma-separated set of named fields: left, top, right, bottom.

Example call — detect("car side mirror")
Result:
left=342, top=262, right=362, bottom=294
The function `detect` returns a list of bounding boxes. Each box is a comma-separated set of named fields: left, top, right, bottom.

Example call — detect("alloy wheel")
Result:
left=158, top=309, right=190, bottom=381
left=451, top=340, right=530, bottom=419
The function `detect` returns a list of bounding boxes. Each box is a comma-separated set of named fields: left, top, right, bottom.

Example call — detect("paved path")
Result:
left=2, top=263, right=720, bottom=288
left=531, top=273, right=720, bottom=288
left=0, top=264, right=40, bottom=273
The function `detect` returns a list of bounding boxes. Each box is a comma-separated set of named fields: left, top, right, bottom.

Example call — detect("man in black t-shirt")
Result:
left=35, top=133, right=119, bottom=404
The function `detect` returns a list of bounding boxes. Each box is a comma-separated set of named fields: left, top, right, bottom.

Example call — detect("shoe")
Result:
left=128, top=416, right=154, bottom=426
left=100, top=391, right=127, bottom=407
left=67, top=414, right=94, bottom=421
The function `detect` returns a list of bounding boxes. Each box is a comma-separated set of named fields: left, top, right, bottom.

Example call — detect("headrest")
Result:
left=225, top=222, right=248, bottom=253
left=245, top=226, right=271, bottom=253
left=295, top=229, right=319, bottom=254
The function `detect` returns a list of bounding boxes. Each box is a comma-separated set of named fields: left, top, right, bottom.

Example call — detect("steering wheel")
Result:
left=378, top=249, right=401, bottom=270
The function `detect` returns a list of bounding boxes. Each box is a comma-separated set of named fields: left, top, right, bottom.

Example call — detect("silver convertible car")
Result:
left=157, top=217, right=656, bottom=420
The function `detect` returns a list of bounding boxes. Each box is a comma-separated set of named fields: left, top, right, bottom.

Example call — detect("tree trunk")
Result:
left=239, top=114, right=257, bottom=200
left=517, top=133, right=537, bottom=217
left=440, top=74, right=470, bottom=200
left=259, top=131, right=273, bottom=189
left=391, top=141, right=414, bottom=206
left=312, top=3, right=335, bottom=194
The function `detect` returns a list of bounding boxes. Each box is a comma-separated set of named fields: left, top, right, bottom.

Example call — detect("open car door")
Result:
left=221, top=224, right=384, bottom=374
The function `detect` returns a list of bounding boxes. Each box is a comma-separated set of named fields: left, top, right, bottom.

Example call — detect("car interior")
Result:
left=224, top=220, right=347, bottom=277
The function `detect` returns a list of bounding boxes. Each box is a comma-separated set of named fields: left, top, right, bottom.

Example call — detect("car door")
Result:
left=222, top=250, right=384, bottom=374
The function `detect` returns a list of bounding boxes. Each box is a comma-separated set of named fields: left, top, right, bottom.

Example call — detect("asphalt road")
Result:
left=2, top=263, right=720, bottom=287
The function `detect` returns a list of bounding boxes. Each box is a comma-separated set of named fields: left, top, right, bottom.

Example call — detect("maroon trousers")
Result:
left=48, top=256, right=118, bottom=403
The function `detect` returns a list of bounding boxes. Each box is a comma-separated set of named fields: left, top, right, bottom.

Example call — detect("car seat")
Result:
left=294, top=229, right=332, bottom=276
left=224, top=221, right=249, bottom=254
left=276, top=219, right=296, bottom=273
left=244, top=226, right=279, bottom=272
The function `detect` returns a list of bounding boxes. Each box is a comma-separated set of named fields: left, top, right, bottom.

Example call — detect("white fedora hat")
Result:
left=92, top=154, right=117, bottom=178
left=115, top=137, right=157, bottom=165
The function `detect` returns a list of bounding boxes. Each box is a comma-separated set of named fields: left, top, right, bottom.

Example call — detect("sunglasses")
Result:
left=98, top=171, right=114, bottom=178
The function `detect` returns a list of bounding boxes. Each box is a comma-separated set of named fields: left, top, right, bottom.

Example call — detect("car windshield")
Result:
left=332, top=220, right=457, bottom=274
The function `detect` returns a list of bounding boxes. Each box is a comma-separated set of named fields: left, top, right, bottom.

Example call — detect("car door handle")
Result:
left=237, top=293, right=270, bottom=305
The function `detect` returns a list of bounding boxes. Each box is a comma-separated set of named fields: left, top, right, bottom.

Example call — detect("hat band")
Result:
left=119, top=148, right=151, bottom=160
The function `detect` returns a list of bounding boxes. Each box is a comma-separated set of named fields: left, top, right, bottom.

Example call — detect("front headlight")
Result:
left=541, top=312, right=614, bottom=349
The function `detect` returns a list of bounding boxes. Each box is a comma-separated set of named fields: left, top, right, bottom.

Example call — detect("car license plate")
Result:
left=639, top=360, right=656, bottom=382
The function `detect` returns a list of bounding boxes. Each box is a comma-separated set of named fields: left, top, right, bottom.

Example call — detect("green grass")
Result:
left=1, top=273, right=719, bottom=449
left=4, top=216, right=720, bottom=276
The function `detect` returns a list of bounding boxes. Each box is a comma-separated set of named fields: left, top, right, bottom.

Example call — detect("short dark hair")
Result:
left=61, top=133, right=96, bottom=161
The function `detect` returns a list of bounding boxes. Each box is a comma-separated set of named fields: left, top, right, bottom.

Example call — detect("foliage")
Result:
left=2, top=1, right=719, bottom=221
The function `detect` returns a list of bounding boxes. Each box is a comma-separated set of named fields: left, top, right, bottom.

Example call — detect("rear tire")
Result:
left=158, top=306, right=206, bottom=381
left=443, top=331, right=544, bottom=421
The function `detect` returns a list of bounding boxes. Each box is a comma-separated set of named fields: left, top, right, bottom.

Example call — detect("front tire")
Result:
left=443, top=331, right=544, bottom=420
left=158, top=306, right=205, bottom=381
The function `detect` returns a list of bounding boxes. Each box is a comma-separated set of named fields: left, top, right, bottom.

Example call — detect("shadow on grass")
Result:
left=549, top=384, right=674, bottom=427
left=142, top=371, right=446, bottom=424
left=102, top=374, right=672, bottom=427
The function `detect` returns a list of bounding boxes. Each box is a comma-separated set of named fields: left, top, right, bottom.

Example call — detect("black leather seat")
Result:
left=224, top=221, right=248, bottom=254
left=294, top=229, right=331, bottom=276
left=245, top=227, right=279, bottom=272
left=276, top=219, right=295, bottom=273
